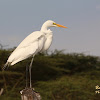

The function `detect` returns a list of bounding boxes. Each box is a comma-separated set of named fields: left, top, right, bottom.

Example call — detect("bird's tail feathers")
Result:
left=2, top=62, right=11, bottom=71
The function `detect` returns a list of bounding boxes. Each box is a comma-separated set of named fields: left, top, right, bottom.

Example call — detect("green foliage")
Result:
left=35, top=73, right=100, bottom=100
left=0, top=49, right=100, bottom=100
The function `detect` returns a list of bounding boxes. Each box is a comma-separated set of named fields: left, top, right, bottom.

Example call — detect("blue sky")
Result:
left=0, top=0, right=100, bottom=56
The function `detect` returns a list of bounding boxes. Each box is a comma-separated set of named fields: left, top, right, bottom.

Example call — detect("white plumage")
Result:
left=8, top=31, right=46, bottom=65
left=3, top=20, right=67, bottom=69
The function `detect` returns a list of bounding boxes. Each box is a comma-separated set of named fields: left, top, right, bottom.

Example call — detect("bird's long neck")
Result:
left=40, top=22, right=52, bottom=34
left=40, top=24, right=48, bottom=33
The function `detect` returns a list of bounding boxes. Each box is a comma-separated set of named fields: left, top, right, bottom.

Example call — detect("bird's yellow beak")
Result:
left=56, top=24, right=68, bottom=28
left=53, top=23, right=67, bottom=28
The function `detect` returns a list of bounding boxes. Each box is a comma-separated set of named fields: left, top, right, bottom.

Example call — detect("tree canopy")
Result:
left=0, top=48, right=100, bottom=100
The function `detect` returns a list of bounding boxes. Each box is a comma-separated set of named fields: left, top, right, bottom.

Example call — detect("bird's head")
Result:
left=43, top=20, right=67, bottom=28
left=41, top=20, right=67, bottom=32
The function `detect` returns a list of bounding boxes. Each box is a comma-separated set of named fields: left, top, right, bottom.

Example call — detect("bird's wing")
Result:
left=16, top=31, right=44, bottom=49
left=7, top=31, right=45, bottom=65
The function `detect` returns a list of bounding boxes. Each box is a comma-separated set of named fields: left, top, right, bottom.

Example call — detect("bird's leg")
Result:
left=26, top=65, right=28, bottom=88
left=29, top=57, right=34, bottom=88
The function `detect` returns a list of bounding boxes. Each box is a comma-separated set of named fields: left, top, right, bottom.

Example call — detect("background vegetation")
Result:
left=0, top=48, right=100, bottom=100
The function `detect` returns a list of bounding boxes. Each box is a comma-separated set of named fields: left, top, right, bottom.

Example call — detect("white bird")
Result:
left=3, top=20, right=67, bottom=87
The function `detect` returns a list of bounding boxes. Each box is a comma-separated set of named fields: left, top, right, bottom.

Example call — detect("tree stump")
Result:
left=20, top=88, right=41, bottom=100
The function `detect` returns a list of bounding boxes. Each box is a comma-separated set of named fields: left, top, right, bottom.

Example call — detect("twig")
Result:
left=0, top=88, right=4, bottom=96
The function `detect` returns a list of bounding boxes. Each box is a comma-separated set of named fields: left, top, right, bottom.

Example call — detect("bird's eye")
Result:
left=53, top=23, right=56, bottom=25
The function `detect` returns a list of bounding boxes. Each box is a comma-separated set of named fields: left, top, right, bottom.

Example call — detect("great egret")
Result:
left=3, top=20, right=67, bottom=88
